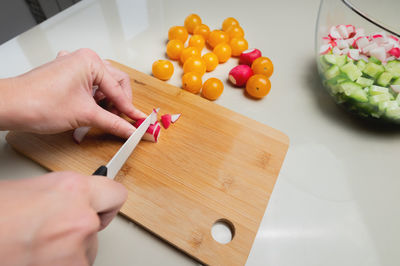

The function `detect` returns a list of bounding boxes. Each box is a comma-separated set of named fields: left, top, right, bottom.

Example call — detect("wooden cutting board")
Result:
left=6, top=61, right=289, bottom=265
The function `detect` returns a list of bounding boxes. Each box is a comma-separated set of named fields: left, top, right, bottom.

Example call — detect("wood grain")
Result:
left=6, top=61, right=289, bottom=265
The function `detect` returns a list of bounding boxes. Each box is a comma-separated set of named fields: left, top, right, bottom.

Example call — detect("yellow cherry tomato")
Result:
left=202, top=52, right=219, bottom=72
left=229, top=38, right=248, bottom=57
left=213, top=43, right=232, bottom=63
left=184, top=14, right=202, bottom=34
left=245, top=74, right=271, bottom=98
left=226, top=25, right=244, bottom=39
left=189, top=34, right=205, bottom=50
left=168, top=26, right=188, bottom=43
left=201, top=78, right=224, bottom=100
left=166, top=39, right=184, bottom=60
left=251, top=56, right=274, bottom=77
left=222, top=17, right=239, bottom=31
left=193, top=24, right=210, bottom=40
left=182, top=72, right=202, bottom=94
left=180, top=47, right=200, bottom=64
left=207, top=30, right=230, bottom=48
left=183, top=56, right=206, bottom=76
left=152, top=60, right=174, bottom=81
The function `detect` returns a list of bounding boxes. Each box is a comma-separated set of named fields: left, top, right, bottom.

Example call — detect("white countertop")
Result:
left=1, top=0, right=400, bottom=265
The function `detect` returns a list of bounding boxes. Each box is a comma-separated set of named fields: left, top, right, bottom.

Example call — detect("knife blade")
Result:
left=92, top=108, right=159, bottom=179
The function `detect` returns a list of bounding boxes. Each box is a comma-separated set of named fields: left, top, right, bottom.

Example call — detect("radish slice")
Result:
left=386, top=56, right=396, bottom=62
left=322, top=37, right=331, bottom=45
left=73, top=126, right=91, bottom=143
left=336, top=39, right=349, bottom=49
left=346, top=24, right=355, bottom=36
left=348, top=49, right=360, bottom=60
left=329, top=26, right=342, bottom=40
left=319, top=44, right=332, bottom=54
left=383, top=43, right=395, bottom=52
left=359, top=54, right=369, bottom=62
left=161, top=114, right=172, bottom=129
left=362, top=42, right=378, bottom=54
left=341, top=47, right=350, bottom=55
left=369, top=47, right=386, bottom=62
left=388, top=47, right=400, bottom=58
left=133, top=119, right=161, bottom=142
left=355, top=36, right=369, bottom=49
left=332, top=46, right=341, bottom=55
left=337, top=24, right=349, bottom=39
left=171, top=114, right=181, bottom=123
left=391, top=85, right=400, bottom=93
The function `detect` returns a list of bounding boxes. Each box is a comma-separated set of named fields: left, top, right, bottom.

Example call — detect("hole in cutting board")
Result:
left=211, top=219, right=235, bottom=244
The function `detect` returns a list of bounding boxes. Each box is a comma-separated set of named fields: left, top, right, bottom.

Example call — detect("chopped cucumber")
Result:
left=324, top=65, right=341, bottom=80
left=356, top=60, right=367, bottom=71
left=336, top=55, right=347, bottom=67
left=393, top=78, right=400, bottom=85
left=363, top=62, right=385, bottom=79
left=341, top=62, right=362, bottom=81
left=377, top=72, right=393, bottom=87
left=385, top=61, right=400, bottom=78
left=369, top=93, right=392, bottom=105
left=323, top=54, right=337, bottom=65
left=356, top=76, right=374, bottom=87
left=379, top=101, right=398, bottom=112
left=339, top=81, right=368, bottom=102
left=369, top=85, right=389, bottom=96
left=386, top=107, right=400, bottom=119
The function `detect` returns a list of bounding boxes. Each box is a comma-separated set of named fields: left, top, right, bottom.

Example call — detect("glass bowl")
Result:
left=316, top=0, right=400, bottom=123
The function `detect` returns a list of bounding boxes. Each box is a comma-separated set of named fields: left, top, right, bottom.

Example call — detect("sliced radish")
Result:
left=388, top=35, right=400, bottom=42
left=359, top=54, right=369, bottom=62
left=229, top=65, right=253, bottom=87
left=332, top=46, right=341, bottom=55
left=391, top=85, right=400, bottom=93
left=336, top=39, right=349, bottom=49
left=355, top=36, right=369, bottom=49
left=239, top=48, right=262, bottom=65
left=388, top=47, right=400, bottom=58
left=171, top=114, right=181, bottom=123
left=322, top=37, right=331, bottom=45
left=362, top=42, right=378, bottom=54
left=383, top=43, right=395, bottom=52
left=329, top=26, right=342, bottom=40
left=161, top=114, right=172, bottom=129
left=73, top=126, right=91, bottom=144
left=342, top=47, right=350, bottom=55
left=133, top=119, right=161, bottom=142
left=348, top=49, right=360, bottom=60
left=369, top=47, right=386, bottom=62
left=386, top=56, right=396, bottom=62
left=346, top=24, right=355, bottom=35
left=319, top=44, right=332, bottom=54
left=352, top=28, right=365, bottom=39
left=336, top=25, right=349, bottom=39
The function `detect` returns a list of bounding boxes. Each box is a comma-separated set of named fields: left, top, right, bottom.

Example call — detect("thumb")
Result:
left=90, top=106, right=136, bottom=139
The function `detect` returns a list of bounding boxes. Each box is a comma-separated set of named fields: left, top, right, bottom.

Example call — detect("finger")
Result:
left=105, top=65, right=133, bottom=102
left=91, top=105, right=136, bottom=139
left=57, top=50, right=69, bottom=58
left=93, top=90, right=106, bottom=102
left=88, top=175, right=127, bottom=230
left=85, top=233, right=98, bottom=264
left=96, top=68, right=146, bottom=120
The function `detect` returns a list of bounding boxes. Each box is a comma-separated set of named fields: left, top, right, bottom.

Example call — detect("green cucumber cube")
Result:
left=392, top=77, right=400, bottom=85
left=363, top=62, right=385, bottom=79
left=323, top=54, right=337, bottom=65
left=369, top=56, right=382, bottom=65
left=369, top=94, right=392, bottom=105
left=386, top=107, right=400, bottom=119
left=369, top=85, right=389, bottom=95
left=325, top=65, right=340, bottom=80
left=379, top=101, right=398, bottom=112
left=336, top=55, right=347, bottom=66
left=341, top=62, right=362, bottom=81
left=377, top=72, right=394, bottom=87
left=356, top=76, right=374, bottom=87
left=385, top=61, right=400, bottom=78
left=356, top=60, right=367, bottom=71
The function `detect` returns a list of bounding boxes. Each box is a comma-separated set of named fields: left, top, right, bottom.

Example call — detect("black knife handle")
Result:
left=92, top=165, right=108, bottom=176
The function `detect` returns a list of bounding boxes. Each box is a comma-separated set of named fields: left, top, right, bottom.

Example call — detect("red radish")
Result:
left=161, top=114, right=172, bottom=129
left=369, top=47, right=386, bottom=62
left=354, top=36, right=369, bottom=49
left=336, top=39, right=348, bottom=49
left=171, top=114, right=181, bottom=123
left=329, top=26, right=341, bottom=40
left=348, top=49, right=360, bottom=60
left=388, top=47, right=400, bottom=58
left=388, top=35, right=399, bottom=42
left=319, top=44, right=332, bottom=54
left=322, top=37, right=331, bottom=45
left=386, top=56, right=396, bottom=62
left=239, top=49, right=262, bottom=65
left=228, top=65, right=253, bottom=87
left=383, top=43, right=394, bottom=52
left=133, top=119, right=161, bottom=142
left=73, top=126, right=91, bottom=143
left=362, top=42, right=378, bottom=54
left=336, top=24, right=349, bottom=39
left=332, top=46, right=341, bottom=55
left=359, top=54, right=369, bottom=62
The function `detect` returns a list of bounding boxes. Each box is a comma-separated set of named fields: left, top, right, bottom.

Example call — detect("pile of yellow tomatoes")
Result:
left=152, top=14, right=248, bottom=100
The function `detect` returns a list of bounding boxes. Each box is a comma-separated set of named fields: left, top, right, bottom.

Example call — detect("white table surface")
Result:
left=1, top=0, right=400, bottom=265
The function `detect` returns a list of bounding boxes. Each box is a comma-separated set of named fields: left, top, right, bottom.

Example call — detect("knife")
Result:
left=92, top=108, right=159, bottom=179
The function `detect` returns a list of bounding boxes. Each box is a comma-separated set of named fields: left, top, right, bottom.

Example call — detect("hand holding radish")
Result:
left=0, top=48, right=146, bottom=139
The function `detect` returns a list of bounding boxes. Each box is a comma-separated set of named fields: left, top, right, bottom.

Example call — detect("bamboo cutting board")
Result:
left=6, top=61, right=289, bottom=265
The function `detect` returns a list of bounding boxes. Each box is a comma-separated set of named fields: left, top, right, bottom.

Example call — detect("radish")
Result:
left=388, top=47, right=400, bottom=58
left=239, top=48, right=262, bottom=65
left=359, top=54, right=369, bottom=62
left=228, top=65, right=253, bottom=87
left=336, top=24, right=349, bottom=39
left=329, top=26, right=341, bottom=40
left=161, top=114, right=172, bottom=129
left=383, top=43, right=394, bottom=52
left=388, top=35, right=400, bottom=42
left=73, top=126, right=91, bottom=143
left=171, top=114, right=181, bottom=123
left=133, top=119, right=161, bottom=142
left=336, top=39, right=349, bottom=49
left=348, top=49, right=360, bottom=60
left=332, top=46, right=341, bottom=55
left=320, top=44, right=332, bottom=54
left=362, top=42, right=378, bottom=54
left=354, top=36, right=369, bottom=49
left=369, top=47, right=386, bottom=62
